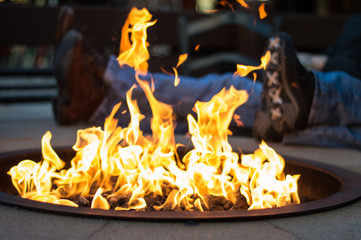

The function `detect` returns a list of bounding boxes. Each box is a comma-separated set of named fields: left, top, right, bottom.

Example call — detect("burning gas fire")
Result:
left=8, top=8, right=299, bottom=211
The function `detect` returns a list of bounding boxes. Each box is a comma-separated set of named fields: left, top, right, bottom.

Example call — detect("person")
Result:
left=53, top=7, right=361, bottom=150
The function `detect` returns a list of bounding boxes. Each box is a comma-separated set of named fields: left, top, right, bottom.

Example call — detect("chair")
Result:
left=177, top=10, right=274, bottom=76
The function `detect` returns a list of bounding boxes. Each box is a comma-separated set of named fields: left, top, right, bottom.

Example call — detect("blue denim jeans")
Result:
left=90, top=55, right=261, bottom=132
left=283, top=71, right=361, bottom=149
left=91, top=55, right=361, bottom=149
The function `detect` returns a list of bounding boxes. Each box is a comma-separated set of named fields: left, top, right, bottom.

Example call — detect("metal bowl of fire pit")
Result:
left=0, top=147, right=361, bottom=221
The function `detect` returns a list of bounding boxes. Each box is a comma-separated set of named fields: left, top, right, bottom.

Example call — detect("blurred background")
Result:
left=0, top=0, right=360, bottom=103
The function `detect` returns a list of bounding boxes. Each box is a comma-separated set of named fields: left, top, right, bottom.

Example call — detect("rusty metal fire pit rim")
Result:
left=0, top=147, right=361, bottom=222
left=0, top=190, right=359, bottom=222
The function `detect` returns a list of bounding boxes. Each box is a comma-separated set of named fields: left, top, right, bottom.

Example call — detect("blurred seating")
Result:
left=0, top=5, right=351, bottom=103
left=177, top=10, right=273, bottom=76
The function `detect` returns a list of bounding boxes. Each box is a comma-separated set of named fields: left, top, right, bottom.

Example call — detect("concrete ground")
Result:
left=0, top=102, right=361, bottom=240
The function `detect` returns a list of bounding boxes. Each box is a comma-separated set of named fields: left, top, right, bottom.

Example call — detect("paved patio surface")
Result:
left=0, top=102, right=360, bottom=240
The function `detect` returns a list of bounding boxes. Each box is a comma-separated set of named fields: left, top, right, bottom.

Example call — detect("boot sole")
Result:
left=264, top=33, right=306, bottom=133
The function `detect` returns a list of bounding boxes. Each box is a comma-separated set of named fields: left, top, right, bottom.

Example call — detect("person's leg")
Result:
left=253, top=32, right=315, bottom=141
left=254, top=31, right=361, bottom=149
left=282, top=126, right=361, bottom=149
left=53, top=8, right=262, bottom=132
left=53, top=7, right=107, bottom=125
left=283, top=71, right=361, bottom=149
left=54, top=7, right=264, bottom=134
left=90, top=55, right=262, bottom=131
left=265, top=32, right=315, bottom=133
left=308, top=70, right=361, bottom=126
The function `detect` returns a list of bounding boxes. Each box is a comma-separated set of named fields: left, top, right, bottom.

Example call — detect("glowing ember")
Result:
left=7, top=7, right=299, bottom=212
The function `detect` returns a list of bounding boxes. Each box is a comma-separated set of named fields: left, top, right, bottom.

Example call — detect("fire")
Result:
left=117, top=7, right=157, bottom=73
left=236, top=0, right=250, bottom=9
left=173, top=53, right=188, bottom=86
left=7, top=7, right=300, bottom=211
left=234, top=50, right=270, bottom=77
left=258, top=3, right=267, bottom=20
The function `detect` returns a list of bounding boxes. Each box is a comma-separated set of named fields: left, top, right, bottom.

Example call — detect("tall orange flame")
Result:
left=117, top=7, right=157, bottom=74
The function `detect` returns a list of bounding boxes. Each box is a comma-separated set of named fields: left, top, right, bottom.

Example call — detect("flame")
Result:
left=159, top=54, right=188, bottom=87
left=242, top=141, right=300, bottom=209
left=7, top=7, right=300, bottom=211
left=176, top=53, right=188, bottom=68
left=8, top=111, right=299, bottom=210
left=258, top=3, right=267, bottom=19
left=204, top=0, right=267, bottom=20
left=173, top=67, right=180, bottom=87
left=92, top=188, right=110, bottom=209
left=233, top=114, right=244, bottom=127
left=236, top=0, right=250, bottom=9
left=173, top=53, right=188, bottom=87
left=117, top=7, right=157, bottom=73
left=234, top=50, right=270, bottom=77
left=219, top=0, right=235, bottom=11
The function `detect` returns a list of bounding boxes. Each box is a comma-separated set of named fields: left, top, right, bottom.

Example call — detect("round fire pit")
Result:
left=0, top=147, right=361, bottom=221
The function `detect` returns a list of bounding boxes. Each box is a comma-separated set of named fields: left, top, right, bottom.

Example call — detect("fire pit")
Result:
left=2, top=7, right=361, bottom=222
left=1, top=146, right=360, bottom=221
